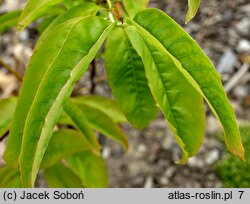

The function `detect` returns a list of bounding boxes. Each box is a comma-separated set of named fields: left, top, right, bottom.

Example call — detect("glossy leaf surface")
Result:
left=66, top=151, right=108, bottom=188
left=4, top=16, right=113, bottom=187
left=36, top=2, right=99, bottom=48
left=125, top=26, right=205, bottom=162
left=130, top=8, right=244, bottom=159
left=18, top=0, right=64, bottom=31
left=105, top=27, right=158, bottom=129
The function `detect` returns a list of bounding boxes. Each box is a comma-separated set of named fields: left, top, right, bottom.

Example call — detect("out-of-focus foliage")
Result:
left=215, top=125, right=250, bottom=187
left=0, top=10, right=21, bottom=33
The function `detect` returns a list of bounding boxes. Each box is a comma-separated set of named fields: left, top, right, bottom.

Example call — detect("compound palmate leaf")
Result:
left=127, top=8, right=244, bottom=160
left=18, top=0, right=64, bottom=31
left=4, top=16, right=114, bottom=187
left=105, top=27, right=159, bottom=129
left=125, top=26, right=205, bottom=163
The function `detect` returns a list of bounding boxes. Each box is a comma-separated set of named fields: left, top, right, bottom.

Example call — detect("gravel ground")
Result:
left=0, top=0, right=250, bottom=187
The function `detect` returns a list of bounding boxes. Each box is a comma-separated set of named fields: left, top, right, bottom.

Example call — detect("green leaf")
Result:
left=66, top=151, right=108, bottom=187
left=186, top=0, right=200, bottom=24
left=73, top=95, right=127, bottom=123
left=62, top=0, right=77, bottom=9
left=36, top=2, right=99, bottom=48
left=130, top=8, right=244, bottom=160
left=44, top=162, right=83, bottom=187
left=4, top=16, right=114, bottom=187
left=125, top=26, right=205, bottom=163
left=64, top=100, right=101, bottom=155
left=41, top=129, right=92, bottom=169
left=105, top=27, right=158, bottom=129
left=18, top=0, right=64, bottom=31
left=0, top=166, right=21, bottom=188
left=0, top=97, right=17, bottom=138
left=37, top=16, right=57, bottom=33
left=122, top=0, right=149, bottom=18
left=73, top=99, right=128, bottom=150
left=57, top=110, right=74, bottom=125
left=0, top=10, right=21, bottom=33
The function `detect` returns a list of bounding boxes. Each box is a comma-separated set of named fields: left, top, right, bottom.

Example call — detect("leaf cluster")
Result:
left=0, top=0, right=244, bottom=187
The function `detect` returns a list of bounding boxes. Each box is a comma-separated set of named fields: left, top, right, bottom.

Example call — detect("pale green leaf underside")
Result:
left=64, top=100, right=101, bottom=155
left=66, top=151, right=108, bottom=188
left=18, top=0, right=64, bottom=31
left=44, top=162, right=83, bottom=187
left=4, top=16, right=113, bottom=187
left=186, top=0, right=200, bottom=24
left=73, top=100, right=129, bottom=150
left=0, top=10, right=21, bottom=33
left=130, top=8, right=244, bottom=160
left=0, top=97, right=17, bottom=138
left=59, top=99, right=128, bottom=150
left=125, top=26, right=205, bottom=162
left=73, top=95, right=127, bottom=123
left=41, top=129, right=92, bottom=169
left=105, top=27, right=159, bottom=129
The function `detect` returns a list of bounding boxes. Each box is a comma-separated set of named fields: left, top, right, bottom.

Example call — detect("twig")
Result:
left=90, top=59, right=96, bottom=94
left=89, top=58, right=106, bottom=150
left=0, top=58, right=23, bottom=81
left=0, top=130, right=9, bottom=142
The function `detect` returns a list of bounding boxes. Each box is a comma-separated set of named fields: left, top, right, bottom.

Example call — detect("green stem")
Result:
left=107, top=0, right=112, bottom=9
left=106, top=0, right=115, bottom=22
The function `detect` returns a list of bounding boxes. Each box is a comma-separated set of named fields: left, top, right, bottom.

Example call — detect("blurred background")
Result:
left=0, top=0, right=250, bottom=187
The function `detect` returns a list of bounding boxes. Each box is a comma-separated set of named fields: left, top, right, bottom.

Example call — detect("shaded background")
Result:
left=0, top=0, right=250, bottom=187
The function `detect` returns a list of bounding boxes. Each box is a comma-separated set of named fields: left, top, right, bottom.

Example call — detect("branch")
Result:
left=0, top=58, right=23, bottom=82
left=90, top=59, right=96, bottom=94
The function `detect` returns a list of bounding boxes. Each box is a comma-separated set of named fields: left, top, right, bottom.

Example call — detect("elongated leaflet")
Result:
left=128, top=8, right=244, bottom=160
left=4, top=16, right=114, bottom=187
left=125, top=26, right=205, bottom=163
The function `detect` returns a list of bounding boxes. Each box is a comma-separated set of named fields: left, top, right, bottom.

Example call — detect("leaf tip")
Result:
left=172, top=133, right=189, bottom=165
left=123, top=139, right=129, bottom=152
left=185, top=17, right=190, bottom=25
left=229, top=145, right=245, bottom=161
